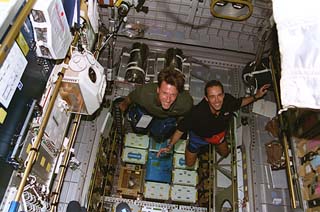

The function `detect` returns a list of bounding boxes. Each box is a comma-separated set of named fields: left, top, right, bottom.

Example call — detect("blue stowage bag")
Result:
left=145, top=152, right=173, bottom=183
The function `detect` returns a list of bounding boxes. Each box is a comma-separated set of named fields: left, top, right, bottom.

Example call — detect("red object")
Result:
left=99, top=0, right=114, bottom=6
left=204, top=131, right=226, bottom=144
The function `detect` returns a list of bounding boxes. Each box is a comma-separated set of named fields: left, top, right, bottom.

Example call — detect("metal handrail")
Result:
left=50, top=114, right=82, bottom=212
left=269, top=56, right=297, bottom=208
left=8, top=32, right=79, bottom=212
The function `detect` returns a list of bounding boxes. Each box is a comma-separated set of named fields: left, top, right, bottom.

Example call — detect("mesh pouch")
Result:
left=265, top=117, right=280, bottom=138
left=265, top=140, right=286, bottom=170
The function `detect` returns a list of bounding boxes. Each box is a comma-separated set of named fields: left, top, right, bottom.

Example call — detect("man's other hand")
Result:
left=118, top=97, right=131, bottom=112
left=156, top=147, right=171, bottom=157
left=119, top=101, right=128, bottom=112
left=256, top=84, right=271, bottom=98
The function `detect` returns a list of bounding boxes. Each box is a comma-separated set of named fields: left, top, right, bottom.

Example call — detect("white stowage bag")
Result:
left=30, top=0, right=72, bottom=59
left=272, top=0, right=320, bottom=109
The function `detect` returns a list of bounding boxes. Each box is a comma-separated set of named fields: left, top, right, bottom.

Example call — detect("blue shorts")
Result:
left=187, top=131, right=225, bottom=153
left=187, top=131, right=210, bottom=153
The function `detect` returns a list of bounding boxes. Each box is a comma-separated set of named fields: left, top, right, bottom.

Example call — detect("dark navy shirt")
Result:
left=178, top=93, right=242, bottom=137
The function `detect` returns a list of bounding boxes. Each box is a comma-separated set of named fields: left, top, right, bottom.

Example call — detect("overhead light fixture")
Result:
left=210, top=0, right=253, bottom=21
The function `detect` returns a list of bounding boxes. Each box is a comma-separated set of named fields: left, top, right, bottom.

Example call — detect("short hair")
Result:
left=205, top=80, right=224, bottom=96
left=157, top=66, right=185, bottom=93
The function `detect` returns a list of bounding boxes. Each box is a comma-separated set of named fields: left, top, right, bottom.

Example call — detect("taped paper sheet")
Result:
left=252, top=99, right=277, bottom=118
left=0, top=42, right=27, bottom=108
left=136, top=114, right=153, bottom=128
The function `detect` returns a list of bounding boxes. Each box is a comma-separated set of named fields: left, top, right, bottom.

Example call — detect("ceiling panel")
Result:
left=99, top=0, right=273, bottom=62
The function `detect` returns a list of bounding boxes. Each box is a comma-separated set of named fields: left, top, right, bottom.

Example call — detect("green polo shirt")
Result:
left=128, top=83, right=193, bottom=118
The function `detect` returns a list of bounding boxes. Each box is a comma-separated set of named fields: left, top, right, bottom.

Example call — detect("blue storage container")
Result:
left=145, top=151, right=173, bottom=183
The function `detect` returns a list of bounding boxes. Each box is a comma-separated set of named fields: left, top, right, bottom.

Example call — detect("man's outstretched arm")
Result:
left=241, top=84, right=271, bottom=107
left=157, top=129, right=184, bottom=157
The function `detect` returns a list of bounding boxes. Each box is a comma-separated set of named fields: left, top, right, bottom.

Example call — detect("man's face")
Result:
left=157, top=81, right=179, bottom=110
left=205, top=85, right=225, bottom=112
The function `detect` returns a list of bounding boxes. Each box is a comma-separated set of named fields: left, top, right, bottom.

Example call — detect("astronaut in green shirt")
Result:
left=119, top=66, right=193, bottom=142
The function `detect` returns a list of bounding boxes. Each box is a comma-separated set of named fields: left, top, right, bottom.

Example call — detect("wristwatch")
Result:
left=166, top=143, right=173, bottom=149
left=253, top=94, right=258, bottom=101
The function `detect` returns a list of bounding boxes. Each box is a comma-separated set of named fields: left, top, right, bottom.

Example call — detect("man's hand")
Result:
left=118, top=96, right=131, bottom=112
left=156, top=130, right=183, bottom=157
left=156, top=146, right=171, bottom=157
left=255, top=84, right=271, bottom=99
left=119, top=101, right=128, bottom=112
left=241, top=84, right=271, bottom=107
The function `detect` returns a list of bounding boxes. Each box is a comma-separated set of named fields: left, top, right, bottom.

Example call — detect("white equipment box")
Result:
left=29, top=0, right=72, bottom=59
left=124, top=133, right=149, bottom=149
left=59, top=51, right=106, bottom=115
left=122, top=147, right=148, bottom=165
left=144, top=182, right=170, bottom=200
left=173, top=153, right=198, bottom=170
left=170, top=185, right=197, bottom=203
left=174, top=139, right=187, bottom=153
left=0, top=0, right=24, bottom=40
left=172, top=169, right=198, bottom=186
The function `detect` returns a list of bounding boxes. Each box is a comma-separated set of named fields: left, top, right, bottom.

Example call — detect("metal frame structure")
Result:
left=1, top=0, right=315, bottom=211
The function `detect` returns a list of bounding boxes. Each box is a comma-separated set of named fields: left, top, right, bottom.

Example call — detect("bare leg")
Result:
left=185, top=148, right=198, bottom=166
left=216, top=140, right=230, bottom=157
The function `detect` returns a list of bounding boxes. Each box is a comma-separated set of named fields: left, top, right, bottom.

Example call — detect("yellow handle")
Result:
left=115, top=0, right=123, bottom=7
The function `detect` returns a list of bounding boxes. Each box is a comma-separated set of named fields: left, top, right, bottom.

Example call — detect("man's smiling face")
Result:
left=205, top=85, right=225, bottom=113
left=157, top=81, right=179, bottom=110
